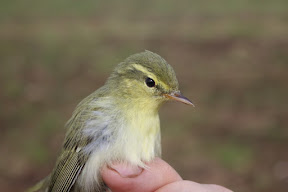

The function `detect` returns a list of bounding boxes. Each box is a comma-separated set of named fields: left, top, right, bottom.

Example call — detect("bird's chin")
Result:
left=157, top=97, right=169, bottom=106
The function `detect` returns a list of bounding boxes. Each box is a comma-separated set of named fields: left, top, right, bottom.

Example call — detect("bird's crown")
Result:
left=108, top=50, right=179, bottom=95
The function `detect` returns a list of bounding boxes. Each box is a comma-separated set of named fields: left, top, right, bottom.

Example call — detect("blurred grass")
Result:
left=0, top=0, right=288, bottom=192
left=1, top=0, right=288, bottom=18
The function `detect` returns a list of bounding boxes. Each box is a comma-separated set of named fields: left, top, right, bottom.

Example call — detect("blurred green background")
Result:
left=1, top=0, right=288, bottom=191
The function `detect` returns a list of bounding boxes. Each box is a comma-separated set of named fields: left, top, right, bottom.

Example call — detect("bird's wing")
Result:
left=48, top=146, right=87, bottom=192
left=47, top=109, right=92, bottom=192
left=46, top=91, right=113, bottom=192
left=47, top=105, right=112, bottom=191
left=28, top=148, right=86, bottom=192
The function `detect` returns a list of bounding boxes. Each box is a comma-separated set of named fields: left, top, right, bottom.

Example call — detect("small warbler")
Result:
left=30, top=50, right=193, bottom=192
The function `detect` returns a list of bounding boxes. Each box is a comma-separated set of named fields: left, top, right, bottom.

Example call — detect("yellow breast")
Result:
left=113, top=99, right=161, bottom=167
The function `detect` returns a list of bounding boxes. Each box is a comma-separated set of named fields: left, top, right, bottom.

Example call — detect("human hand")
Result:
left=102, top=158, right=233, bottom=192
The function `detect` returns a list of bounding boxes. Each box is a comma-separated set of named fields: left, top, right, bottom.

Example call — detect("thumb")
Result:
left=101, top=158, right=182, bottom=192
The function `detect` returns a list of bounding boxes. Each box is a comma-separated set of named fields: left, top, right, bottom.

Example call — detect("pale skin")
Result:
left=102, top=158, right=233, bottom=192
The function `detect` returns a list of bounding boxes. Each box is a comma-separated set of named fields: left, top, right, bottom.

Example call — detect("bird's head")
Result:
left=106, top=50, right=193, bottom=111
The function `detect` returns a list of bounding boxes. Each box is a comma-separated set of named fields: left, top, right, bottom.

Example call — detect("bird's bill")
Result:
left=164, top=92, right=194, bottom=106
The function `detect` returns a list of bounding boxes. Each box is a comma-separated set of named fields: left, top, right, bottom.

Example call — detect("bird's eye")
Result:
left=145, top=77, right=155, bottom=88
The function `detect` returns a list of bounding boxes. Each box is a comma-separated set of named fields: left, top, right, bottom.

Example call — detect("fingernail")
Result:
left=109, top=163, right=143, bottom=178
